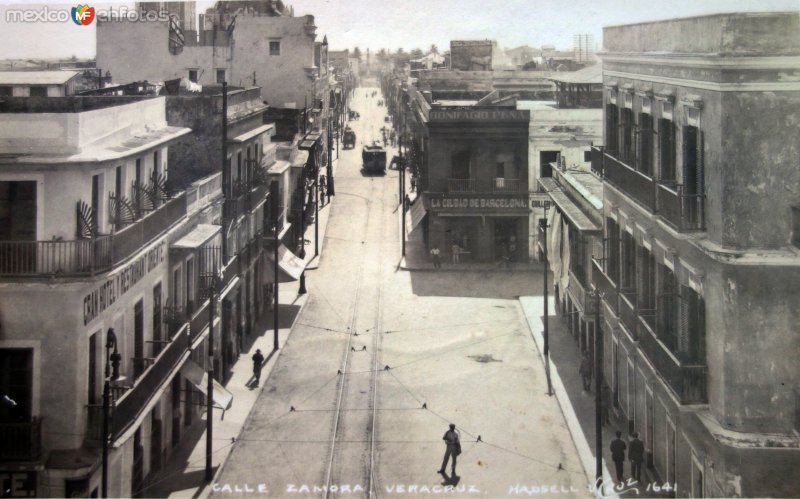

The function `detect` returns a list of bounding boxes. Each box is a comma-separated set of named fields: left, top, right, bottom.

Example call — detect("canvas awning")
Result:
left=548, top=190, right=601, bottom=233
left=409, top=197, right=427, bottom=230
left=180, top=360, right=233, bottom=411
left=264, top=244, right=307, bottom=282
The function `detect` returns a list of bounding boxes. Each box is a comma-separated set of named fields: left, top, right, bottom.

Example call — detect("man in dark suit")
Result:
left=629, top=432, right=645, bottom=482
left=438, top=424, right=460, bottom=476
left=610, top=430, right=627, bottom=482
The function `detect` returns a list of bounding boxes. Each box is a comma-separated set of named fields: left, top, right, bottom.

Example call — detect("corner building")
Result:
left=591, top=13, right=800, bottom=497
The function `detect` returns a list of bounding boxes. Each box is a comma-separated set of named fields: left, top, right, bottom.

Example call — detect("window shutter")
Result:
left=695, top=130, right=704, bottom=194
left=677, top=285, right=690, bottom=357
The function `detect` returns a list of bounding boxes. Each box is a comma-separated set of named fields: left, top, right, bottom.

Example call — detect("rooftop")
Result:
left=549, top=64, right=602, bottom=84
left=0, top=70, right=80, bottom=86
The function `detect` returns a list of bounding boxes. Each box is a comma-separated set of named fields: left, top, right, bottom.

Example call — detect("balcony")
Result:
left=656, top=183, right=705, bottom=231
left=492, top=178, right=523, bottom=193
left=568, top=267, right=596, bottom=315
left=0, top=193, right=186, bottom=278
left=591, top=257, right=618, bottom=313
left=0, top=418, right=42, bottom=461
left=639, top=326, right=708, bottom=404
left=618, top=290, right=638, bottom=339
left=448, top=178, right=476, bottom=193
left=112, top=325, right=190, bottom=439
left=602, top=152, right=656, bottom=212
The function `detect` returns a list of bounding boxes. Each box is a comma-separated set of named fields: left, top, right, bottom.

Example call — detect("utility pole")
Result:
left=314, top=167, right=320, bottom=257
left=327, top=117, right=335, bottom=198
left=298, top=178, right=307, bottom=295
left=594, top=288, right=604, bottom=487
left=271, top=181, right=280, bottom=351
left=221, top=82, right=229, bottom=257
left=399, top=135, right=406, bottom=256
left=205, top=266, right=216, bottom=483
left=540, top=209, right=553, bottom=396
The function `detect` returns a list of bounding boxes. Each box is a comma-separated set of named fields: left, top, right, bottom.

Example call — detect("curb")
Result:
left=518, top=296, right=617, bottom=497
left=196, top=292, right=310, bottom=499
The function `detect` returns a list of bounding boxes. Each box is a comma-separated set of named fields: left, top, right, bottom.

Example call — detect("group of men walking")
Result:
left=610, top=431, right=645, bottom=483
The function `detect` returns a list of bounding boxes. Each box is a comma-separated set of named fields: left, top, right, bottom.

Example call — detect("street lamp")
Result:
left=202, top=265, right=220, bottom=483
left=102, top=328, right=121, bottom=498
left=538, top=206, right=554, bottom=397
left=591, top=286, right=604, bottom=487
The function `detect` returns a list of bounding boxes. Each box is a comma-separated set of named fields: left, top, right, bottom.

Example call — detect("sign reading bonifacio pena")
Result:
left=429, top=109, right=529, bottom=122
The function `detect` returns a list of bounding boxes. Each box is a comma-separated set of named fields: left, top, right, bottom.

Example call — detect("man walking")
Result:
left=252, top=349, right=265, bottom=387
left=430, top=246, right=441, bottom=269
left=629, top=432, right=644, bottom=482
left=579, top=351, right=593, bottom=391
left=438, top=424, right=460, bottom=476
left=610, top=431, right=627, bottom=483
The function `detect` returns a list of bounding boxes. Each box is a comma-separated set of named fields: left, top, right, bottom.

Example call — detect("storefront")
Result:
left=424, top=193, right=530, bottom=263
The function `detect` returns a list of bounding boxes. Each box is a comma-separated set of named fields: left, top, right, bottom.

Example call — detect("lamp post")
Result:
left=205, top=265, right=218, bottom=483
left=327, top=117, right=335, bottom=199
left=399, top=135, right=406, bottom=257
left=270, top=180, right=280, bottom=351
left=298, top=179, right=307, bottom=295
left=102, top=328, right=120, bottom=498
left=314, top=168, right=320, bottom=257
left=592, top=286, right=604, bottom=486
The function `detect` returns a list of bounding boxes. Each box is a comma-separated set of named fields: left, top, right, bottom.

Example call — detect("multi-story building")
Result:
left=96, top=1, right=327, bottom=111
left=0, top=95, right=237, bottom=497
left=589, top=12, right=800, bottom=497
left=450, top=40, right=499, bottom=71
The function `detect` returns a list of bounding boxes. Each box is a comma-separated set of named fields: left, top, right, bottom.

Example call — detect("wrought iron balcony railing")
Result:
left=0, top=418, right=42, bottom=461
left=656, top=183, right=705, bottom=231
left=602, top=152, right=656, bottom=212
left=492, top=178, right=522, bottom=193
left=591, top=257, right=618, bottom=314
left=447, top=178, right=476, bottom=193
left=638, top=324, right=708, bottom=404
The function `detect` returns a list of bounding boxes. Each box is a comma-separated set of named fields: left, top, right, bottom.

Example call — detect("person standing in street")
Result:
left=252, top=349, right=265, bottom=387
left=610, top=431, right=627, bottom=482
left=629, top=432, right=644, bottom=482
left=438, top=423, right=460, bottom=476
left=430, top=246, right=441, bottom=269
left=451, top=243, right=460, bottom=264
left=579, top=351, right=593, bottom=391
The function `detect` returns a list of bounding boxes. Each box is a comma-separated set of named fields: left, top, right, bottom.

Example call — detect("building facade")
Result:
left=0, top=71, right=80, bottom=97
left=590, top=12, right=800, bottom=497
left=0, top=95, right=236, bottom=497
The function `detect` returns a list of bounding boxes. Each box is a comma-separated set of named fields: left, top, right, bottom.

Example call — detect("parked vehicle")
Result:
left=348, top=109, right=360, bottom=120
left=343, top=127, right=356, bottom=149
left=362, top=144, right=386, bottom=174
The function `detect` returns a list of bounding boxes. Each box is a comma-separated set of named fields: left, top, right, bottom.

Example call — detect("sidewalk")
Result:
left=147, top=181, right=336, bottom=498
left=519, top=296, right=666, bottom=498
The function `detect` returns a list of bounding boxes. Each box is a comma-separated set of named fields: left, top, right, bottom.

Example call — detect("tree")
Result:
left=352, top=47, right=362, bottom=59
left=396, top=47, right=405, bottom=55
left=429, top=44, right=439, bottom=54
left=410, top=48, right=424, bottom=59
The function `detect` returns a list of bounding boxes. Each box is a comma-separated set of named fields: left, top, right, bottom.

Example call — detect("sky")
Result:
left=0, top=0, right=798, bottom=59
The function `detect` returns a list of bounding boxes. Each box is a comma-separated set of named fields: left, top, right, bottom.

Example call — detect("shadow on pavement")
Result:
left=409, top=270, right=544, bottom=299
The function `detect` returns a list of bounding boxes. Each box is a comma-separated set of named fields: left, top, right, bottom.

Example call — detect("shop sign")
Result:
left=530, top=193, right=552, bottom=209
left=426, top=194, right=529, bottom=212
left=429, top=109, right=529, bottom=123
left=83, top=239, right=167, bottom=326
left=0, top=471, right=37, bottom=497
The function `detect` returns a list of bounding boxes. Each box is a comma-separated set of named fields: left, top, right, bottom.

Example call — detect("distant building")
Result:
left=328, top=49, right=350, bottom=74
left=573, top=33, right=595, bottom=63
left=0, top=71, right=80, bottom=97
left=450, top=40, right=499, bottom=71
left=505, top=45, right=540, bottom=67
left=137, top=1, right=197, bottom=31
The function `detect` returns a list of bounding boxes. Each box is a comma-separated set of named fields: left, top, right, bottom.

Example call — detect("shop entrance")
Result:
left=494, top=219, right=519, bottom=262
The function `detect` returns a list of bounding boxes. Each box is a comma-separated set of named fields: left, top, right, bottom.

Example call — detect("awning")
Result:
left=548, top=190, right=601, bottom=233
left=180, top=360, right=233, bottom=411
left=409, top=197, right=427, bottom=230
left=299, top=132, right=323, bottom=150
left=171, top=224, right=221, bottom=249
left=229, top=124, right=274, bottom=144
left=264, top=244, right=307, bottom=282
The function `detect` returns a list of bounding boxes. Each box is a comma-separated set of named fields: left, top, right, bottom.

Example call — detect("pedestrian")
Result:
left=252, top=349, right=265, bottom=387
left=404, top=194, right=411, bottom=212
left=430, top=246, right=441, bottom=269
left=451, top=243, right=460, bottom=264
left=579, top=351, right=593, bottom=391
left=610, top=430, right=627, bottom=482
left=629, top=432, right=644, bottom=482
left=410, top=177, right=417, bottom=192
left=438, top=423, right=461, bottom=476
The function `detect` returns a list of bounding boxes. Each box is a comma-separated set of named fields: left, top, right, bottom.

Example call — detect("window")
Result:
left=606, top=218, right=620, bottom=283
left=188, top=69, right=198, bottom=83
left=605, top=104, right=619, bottom=155
left=620, top=107, right=634, bottom=164
left=584, top=150, right=591, bottom=162
left=0, top=181, right=37, bottom=242
left=620, top=230, right=636, bottom=290
left=682, top=125, right=705, bottom=225
left=88, top=332, right=98, bottom=404
left=91, top=174, right=101, bottom=233
left=153, top=151, right=160, bottom=179
left=792, top=206, right=800, bottom=248
left=637, top=113, right=654, bottom=176
left=29, top=86, right=47, bottom=97
left=0, top=349, right=33, bottom=422
left=539, top=151, right=560, bottom=178
left=216, top=69, right=226, bottom=84
left=269, top=41, right=281, bottom=56
left=451, top=150, right=471, bottom=179
left=0, top=86, right=11, bottom=96
left=637, top=246, right=656, bottom=312
left=658, top=118, right=676, bottom=182
left=185, top=257, right=195, bottom=314
left=153, top=283, right=163, bottom=355
left=134, top=300, right=144, bottom=380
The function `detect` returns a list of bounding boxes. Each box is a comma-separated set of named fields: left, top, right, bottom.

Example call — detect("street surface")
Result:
left=213, top=86, right=587, bottom=498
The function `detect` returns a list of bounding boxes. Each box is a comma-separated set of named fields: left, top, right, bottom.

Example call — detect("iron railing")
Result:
left=590, top=146, right=604, bottom=177
left=0, top=418, right=42, bottom=461
left=656, top=183, right=705, bottom=231
left=618, top=290, right=638, bottom=339
left=447, top=178, right=476, bottom=193
left=602, top=152, right=656, bottom=212
left=591, top=257, right=618, bottom=313
left=639, top=326, right=708, bottom=404
left=112, top=326, right=189, bottom=439
left=492, top=178, right=522, bottom=193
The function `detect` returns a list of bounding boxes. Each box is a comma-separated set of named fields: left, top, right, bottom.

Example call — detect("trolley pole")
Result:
left=270, top=181, right=280, bottom=351
left=594, top=288, right=604, bottom=487
left=205, top=271, right=215, bottom=482
left=540, top=207, right=553, bottom=397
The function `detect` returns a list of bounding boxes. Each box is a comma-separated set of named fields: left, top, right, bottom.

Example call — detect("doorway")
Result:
left=539, top=151, right=560, bottom=178
left=494, top=219, right=519, bottom=262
